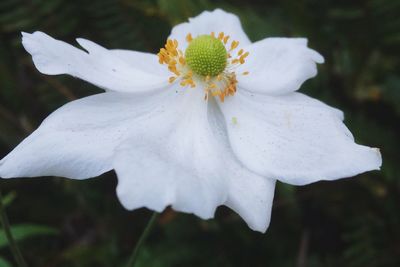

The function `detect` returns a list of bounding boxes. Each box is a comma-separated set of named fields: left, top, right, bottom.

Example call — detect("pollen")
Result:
left=157, top=32, right=249, bottom=102
left=232, top=117, right=238, bottom=125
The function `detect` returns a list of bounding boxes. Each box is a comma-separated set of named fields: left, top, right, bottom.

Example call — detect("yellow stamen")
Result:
left=230, top=40, right=239, bottom=51
left=223, top=35, right=230, bottom=44
left=157, top=32, right=249, bottom=103
left=208, top=83, right=217, bottom=89
left=186, top=33, right=193, bottom=42
left=241, top=51, right=249, bottom=59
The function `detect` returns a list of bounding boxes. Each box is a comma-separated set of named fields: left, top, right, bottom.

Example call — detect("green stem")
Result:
left=126, top=212, right=159, bottom=267
left=0, top=190, right=28, bottom=267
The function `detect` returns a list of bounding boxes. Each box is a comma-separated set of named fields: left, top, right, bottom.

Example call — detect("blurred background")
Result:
left=0, top=0, right=399, bottom=266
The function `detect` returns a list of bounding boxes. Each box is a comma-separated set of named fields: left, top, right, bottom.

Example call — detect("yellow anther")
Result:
left=223, top=35, right=230, bottom=44
left=239, top=52, right=249, bottom=64
left=169, top=68, right=180, bottom=76
left=158, top=32, right=248, bottom=102
left=230, top=40, right=239, bottom=50
left=209, top=83, right=217, bottom=89
left=166, top=40, right=173, bottom=50
left=231, top=59, right=239, bottom=64
left=186, top=33, right=193, bottom=43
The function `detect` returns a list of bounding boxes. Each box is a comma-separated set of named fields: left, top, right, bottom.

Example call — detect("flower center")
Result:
left=157, top=32, right=249, bottom=102
left=185, top=35, right=227, bottom=77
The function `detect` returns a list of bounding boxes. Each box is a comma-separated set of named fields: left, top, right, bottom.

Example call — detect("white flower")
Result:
left=0, top=9, right=381, bottom=232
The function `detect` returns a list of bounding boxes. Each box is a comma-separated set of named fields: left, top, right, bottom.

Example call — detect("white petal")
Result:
left=225, top=174, right=276, bottom=232
left=113, top=88, right=274, bottom=229
left=237, top=38, right=324, bottom=95
left=169, top=9, right=251, bottom=51
left=22, top=31, right=167, bottom=93
left=110, top=49, right=169, bottom=77
left=0, top=90, right=170, bottom=179
left=219, top=91, right=382, bottom=185
left=114, top=141, right=228, bottom=219
left=114, top=89, right=227, bottom=219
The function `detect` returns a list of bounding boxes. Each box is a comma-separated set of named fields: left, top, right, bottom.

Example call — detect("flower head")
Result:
left=157, top=31, right=249, bottom=101
left=0, top=9, right=381, bottom=232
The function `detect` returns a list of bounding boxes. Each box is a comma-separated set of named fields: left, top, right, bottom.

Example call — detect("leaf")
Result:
left=0, top=192, right=16, bottom=208
left=0, top=224, right=58, bottom=249
left=0, top=257, right=12, bottom=267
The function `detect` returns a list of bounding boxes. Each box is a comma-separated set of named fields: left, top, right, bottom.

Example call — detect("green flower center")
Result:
left=185, top=35, right=227, bottom=77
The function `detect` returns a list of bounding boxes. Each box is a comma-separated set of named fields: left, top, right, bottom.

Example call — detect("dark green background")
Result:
left=0, top=0, right=399, bottom=266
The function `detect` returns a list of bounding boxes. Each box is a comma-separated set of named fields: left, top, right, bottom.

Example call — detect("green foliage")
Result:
left=0, top=224, right=58, bottom=249
left=0, top=257, right=12, bottom=267
left=0, top=192, right=16, bottom=208
left=0, top=0, right=399, bottom=266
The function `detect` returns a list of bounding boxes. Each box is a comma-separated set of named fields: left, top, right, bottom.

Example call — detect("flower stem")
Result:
left=126, top=212, right=159, bottom=267
left=0, top=190, right=28, bottom=267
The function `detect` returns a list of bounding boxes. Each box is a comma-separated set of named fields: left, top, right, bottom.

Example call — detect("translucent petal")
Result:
left=114, top=89, right=275, bottom=229
left=169, top=9, right=251, bottom=51
left=22, top=32, right=167, bottom=93
left=225, top=173, right=276, bottom=232
left=237, top=38, right=324, bottom=95
left=0, top=90, right=170, bottom=179
left=219, top=90, right=382, bottom=185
